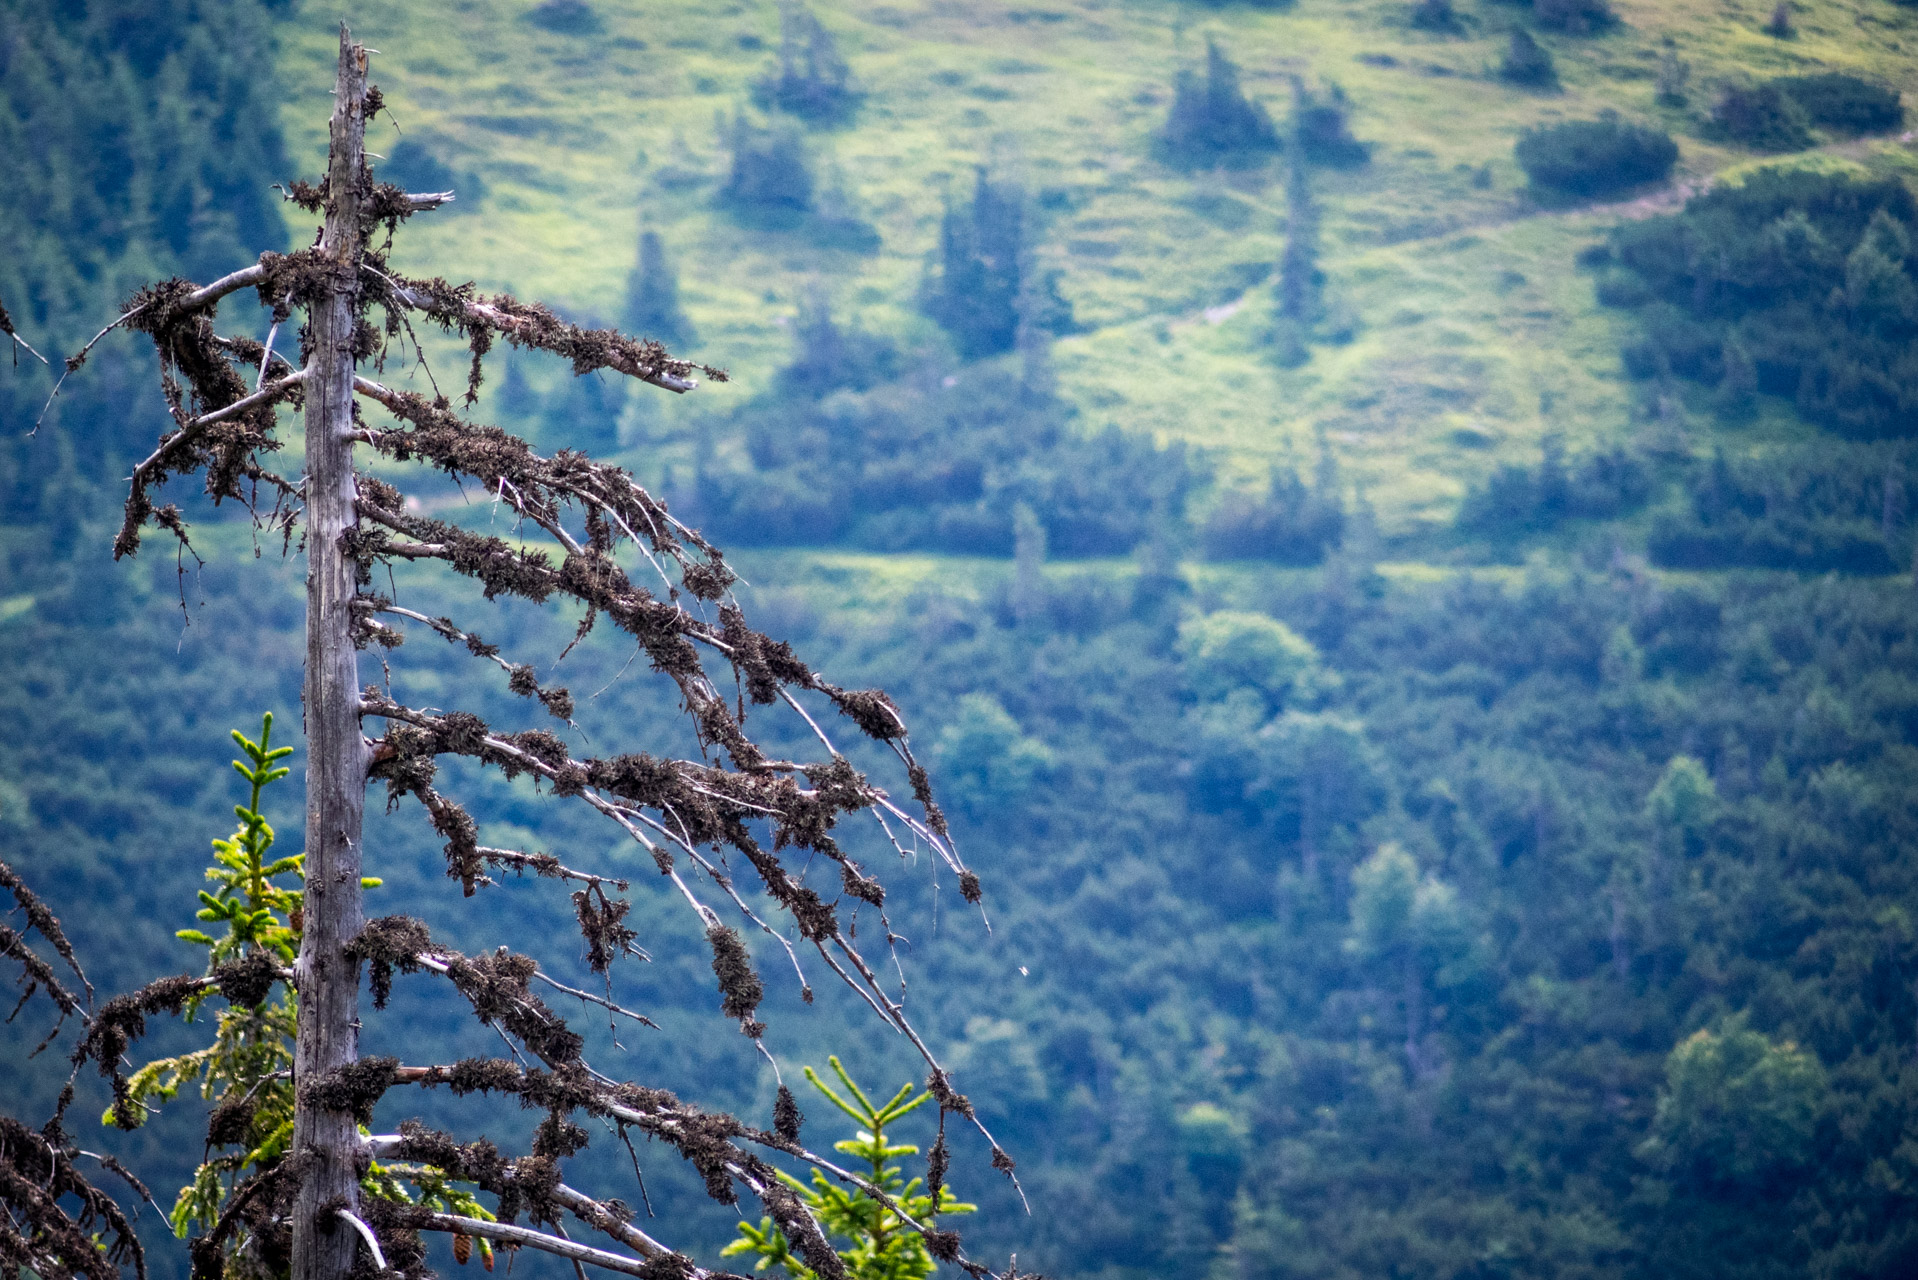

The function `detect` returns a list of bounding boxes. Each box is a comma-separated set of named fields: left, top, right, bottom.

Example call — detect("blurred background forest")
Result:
left=3, top=0, right=1918, bottom=1277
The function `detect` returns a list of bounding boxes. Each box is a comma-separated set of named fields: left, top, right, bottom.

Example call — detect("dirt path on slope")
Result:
left=1176, top=131, right=1917, bottom=331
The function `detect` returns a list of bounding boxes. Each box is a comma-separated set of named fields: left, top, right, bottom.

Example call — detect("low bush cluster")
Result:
left=1595, top=168, right=1918, bottom=437
left=1515, top=114, right=1678, bottom=197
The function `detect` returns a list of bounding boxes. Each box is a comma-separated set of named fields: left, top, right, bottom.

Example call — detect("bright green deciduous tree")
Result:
left=1639, top=1018, right=1827, bottom=1189
left=931, top=694, right=1053, bottom=816
left=1177, top=611, right=1323, bottom=711
left=1646, top=755, right=1717, bottom=842
left=1346, top=843, right=1475, bottom=1079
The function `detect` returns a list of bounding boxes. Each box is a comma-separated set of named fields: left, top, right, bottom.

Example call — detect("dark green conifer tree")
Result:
left=719, top=112, right=815, bottom=224
left=1500, top=28, right=1559, bottom=89
left=1410, top=0, right=1462, bottom=32
left=753, top=1, right=859, bottom=124
left=1158, top=40, right=1281, bottom=169
left=621, top=228, right=696, bottom=347
left=924, top=169, right=1025, bottom=360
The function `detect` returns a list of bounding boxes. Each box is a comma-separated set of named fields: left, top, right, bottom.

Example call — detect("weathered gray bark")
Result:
left=292, top=27, right=369, bottom=1280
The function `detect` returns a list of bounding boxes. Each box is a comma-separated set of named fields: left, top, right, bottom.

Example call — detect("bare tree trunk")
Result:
left=292, top=28, right=369, bottom=1280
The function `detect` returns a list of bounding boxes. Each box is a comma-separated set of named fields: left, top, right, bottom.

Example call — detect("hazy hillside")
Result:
left=5, top=2, right=1918, bottom=1280
left=282, top=0, right=1918, bottom=533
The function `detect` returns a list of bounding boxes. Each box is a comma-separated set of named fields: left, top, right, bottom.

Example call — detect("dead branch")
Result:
left=409, top=1213, right=665, bottom=1279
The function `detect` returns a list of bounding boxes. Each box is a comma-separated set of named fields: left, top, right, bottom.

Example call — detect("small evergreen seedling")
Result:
left=725, top=1057, right=976, bottom=1280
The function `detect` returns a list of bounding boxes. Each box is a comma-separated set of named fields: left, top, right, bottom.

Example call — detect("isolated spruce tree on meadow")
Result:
left=1272, top=83, right=1324, bottom=367
left=6, top=26, right=1022, bottom=1280
left=720, top=113, right=816, bottom=224
left=1499, top=29, right=1558, bottom=90
left=1408, top=0, right=1462, bottom=34
left=621, top=229, right=696, bottom=349
left=1291, top=81, right=1370, bottom=169
left=1157, top=40, right=1280, bottom=169
left=753, top=2, right=859, bottom=125
left=923, top=170, right=1025, bottom=360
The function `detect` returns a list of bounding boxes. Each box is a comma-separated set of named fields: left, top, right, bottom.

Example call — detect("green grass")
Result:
left=278, top=0, right=1918, bottom=545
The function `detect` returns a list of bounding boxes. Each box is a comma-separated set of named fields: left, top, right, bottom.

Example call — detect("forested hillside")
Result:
left=4, top=0, right=1918, bottom=1279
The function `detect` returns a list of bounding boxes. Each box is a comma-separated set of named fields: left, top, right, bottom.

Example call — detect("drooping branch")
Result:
left=1, top=857, right=91, bottom=1009
left=405, top=1213, right=672, bottom=1279
left=0, top=1117, right=147, bottom=1280
left=359, top=274, right=723, bottom=399
left=341, top=419, right=970, bottom=885
left=0, top=295, right=49, bottom=367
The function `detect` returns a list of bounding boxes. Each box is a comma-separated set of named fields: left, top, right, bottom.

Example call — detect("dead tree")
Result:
left=54, top=26, right=1015, bottom=1280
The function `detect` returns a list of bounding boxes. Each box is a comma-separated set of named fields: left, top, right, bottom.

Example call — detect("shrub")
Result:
left=1515, top=115, right=1677, bottom=197
left=1499, top=29, right=1558, bottom=89
left=1159, top=40, right=1281, bottom=169
left=1712, top=83, right=1814, bottom=151
left=1600, top=168, right=1918, bottom=436
left=1775, top=73, right=1904, bottom=134
left=775, top=294, right=899, bottom=398
left=1456, top=438, right=1652, bottom=536
left=1532, top=0, right=1616, bottom=34
left=1203, top=464, right=1344, bottom=563
left=1409, top=0, right=1462, bottom=32
left=1294, top=82, right=1371, bottom=168
left=525, top=0, right=602, bottom=36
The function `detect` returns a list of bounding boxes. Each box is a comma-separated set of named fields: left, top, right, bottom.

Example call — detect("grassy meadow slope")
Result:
left=279, top=0, right=1918, bottom=539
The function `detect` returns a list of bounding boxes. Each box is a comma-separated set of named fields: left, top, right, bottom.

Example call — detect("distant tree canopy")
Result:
left=753, top=2, right=859, bottom=124
left=1515, top=114, right=1678, bottom=197
left=695, top=357, right=1193, bottom=556
left=0, top=0, right=287, bottom=304
left=1593, top=167, right=1918, bottom=438
left=1455, top=436, right=1653, bottom=537
left=0, top=0, right=288, bottom=512
left=1647, top=444, right=1914, bottom=573
left=1158, top=41, right=1281, bottom=170
left=1775, top=72, right=1905, bottom=133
